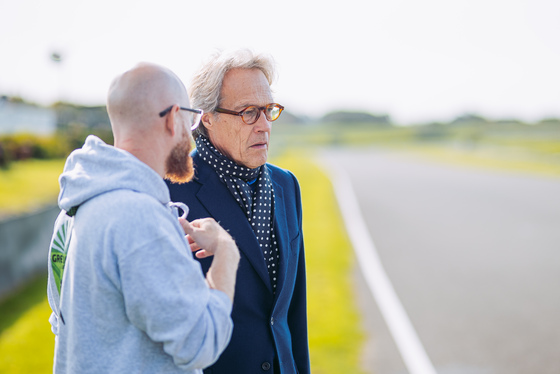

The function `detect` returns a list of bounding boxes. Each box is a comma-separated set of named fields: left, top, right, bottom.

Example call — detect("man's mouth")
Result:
left=250, top=142, right=268, bottom=149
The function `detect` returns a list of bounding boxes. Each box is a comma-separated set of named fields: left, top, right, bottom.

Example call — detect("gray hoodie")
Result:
left=47, top=135, right=233, bottom=373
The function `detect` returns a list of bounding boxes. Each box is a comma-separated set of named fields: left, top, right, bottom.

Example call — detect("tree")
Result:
left=321, top=111, right=391, bottom=125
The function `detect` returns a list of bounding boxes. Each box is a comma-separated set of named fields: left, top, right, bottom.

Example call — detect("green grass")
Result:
left=0, top=159, right=65, bottom=218
left=273, top=151, right=366, bottom=374
left=0, top=275, right=54, bottom=373
left=392, top=143, right=560, bottom=177
left=271, top=123, right=415, bottom=149
left=271, top=123, right=560, bottom=178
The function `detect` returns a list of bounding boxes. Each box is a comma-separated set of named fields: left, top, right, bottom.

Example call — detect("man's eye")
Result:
left=243, top=107, right=258, bottom=115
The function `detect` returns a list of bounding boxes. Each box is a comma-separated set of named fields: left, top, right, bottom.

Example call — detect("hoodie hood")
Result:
left=58, top=135, right=170, bottom=211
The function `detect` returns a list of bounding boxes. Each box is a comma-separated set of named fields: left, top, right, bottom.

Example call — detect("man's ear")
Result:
left=201, top=112, right=213, bottom=129
left=164, top=105, right=179, bottom=136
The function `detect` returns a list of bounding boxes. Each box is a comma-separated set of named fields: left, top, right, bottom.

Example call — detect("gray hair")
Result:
left=190, top=48, right=276, bottom=139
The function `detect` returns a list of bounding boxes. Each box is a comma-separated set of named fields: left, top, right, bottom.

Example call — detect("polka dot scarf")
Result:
left=196, top=136, right=280, bottom=293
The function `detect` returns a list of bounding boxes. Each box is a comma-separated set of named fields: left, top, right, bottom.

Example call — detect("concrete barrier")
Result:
left=0, top=205, right=60, bottom=300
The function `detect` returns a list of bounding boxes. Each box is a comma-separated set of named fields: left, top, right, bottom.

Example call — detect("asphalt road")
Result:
left=321, top=148, right=560, bottom=374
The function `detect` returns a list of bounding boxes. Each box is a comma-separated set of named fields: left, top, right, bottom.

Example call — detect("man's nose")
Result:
left=253, top=110, right=272, bottom=132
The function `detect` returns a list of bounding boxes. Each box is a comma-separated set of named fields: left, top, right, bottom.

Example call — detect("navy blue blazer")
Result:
left=167, top=150, right=310, bottom=374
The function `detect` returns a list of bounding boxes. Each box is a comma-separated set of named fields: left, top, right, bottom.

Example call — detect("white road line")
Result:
left=323, top=163, right=438, bottom=374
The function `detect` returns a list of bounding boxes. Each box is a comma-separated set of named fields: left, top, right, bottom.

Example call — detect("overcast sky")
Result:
left=1, top=0, right=559, bottom=124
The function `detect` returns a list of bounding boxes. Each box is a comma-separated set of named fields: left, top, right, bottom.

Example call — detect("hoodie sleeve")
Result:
left=116, top=208, right=233, bottom=370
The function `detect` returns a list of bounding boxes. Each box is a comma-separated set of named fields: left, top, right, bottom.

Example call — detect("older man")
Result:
left=47, top=63, right=240, bottom=373
left=167, top=50, right=310, bottom=374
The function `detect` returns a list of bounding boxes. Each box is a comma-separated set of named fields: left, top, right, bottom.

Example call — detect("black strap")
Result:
left=66, top=206, right=80, bottom=217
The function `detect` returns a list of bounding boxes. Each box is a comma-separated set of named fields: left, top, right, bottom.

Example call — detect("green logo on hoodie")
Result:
left=51, top=219, right=71, bottom=294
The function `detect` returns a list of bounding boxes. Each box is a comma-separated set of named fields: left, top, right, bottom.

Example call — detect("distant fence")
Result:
left=0, top=205, right=59, bottom=300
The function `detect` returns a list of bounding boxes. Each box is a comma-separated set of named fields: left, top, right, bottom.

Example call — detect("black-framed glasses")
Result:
left=215, top=103, right=284, bottom=125
left=159, top=105, right=204, bottom=131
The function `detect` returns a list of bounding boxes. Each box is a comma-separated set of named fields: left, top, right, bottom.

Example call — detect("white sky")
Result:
left=1, top=0, right=559, bottom=124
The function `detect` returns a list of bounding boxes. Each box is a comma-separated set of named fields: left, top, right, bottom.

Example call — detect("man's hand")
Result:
left=180, top=217, right=232, bottom=258
left=179, top=218, right=240, bottom=302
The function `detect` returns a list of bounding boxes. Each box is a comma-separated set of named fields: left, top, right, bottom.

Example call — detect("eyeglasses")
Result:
left=159, top=105, right=204, bottom=131
left=215, top=103, right=284, bottom=125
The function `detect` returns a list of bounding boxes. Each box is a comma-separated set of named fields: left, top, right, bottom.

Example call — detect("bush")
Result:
left=0, top=125, right=113, bottom=168
left=321, top=110, right=392, bottom=125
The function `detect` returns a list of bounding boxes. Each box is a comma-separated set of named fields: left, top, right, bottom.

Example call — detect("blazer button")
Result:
left=270, top=317, right=274, bottom=326
left=261, top=361, right=271, bottom=371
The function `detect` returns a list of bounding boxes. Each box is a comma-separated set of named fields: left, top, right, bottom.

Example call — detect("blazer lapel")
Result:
left=270, top=169, right=290, bottom=299
left=194, top=157, right=273, bottom=293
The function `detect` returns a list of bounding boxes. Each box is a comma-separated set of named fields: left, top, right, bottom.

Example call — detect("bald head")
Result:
left=107, top=62, right=188, bottom=136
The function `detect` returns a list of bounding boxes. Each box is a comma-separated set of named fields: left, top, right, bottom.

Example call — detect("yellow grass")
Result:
left=273, top=151, right=366, bottom=374
left=0, top=159, right=65, bottom=218
left=0, top=276, right=54, bottom=373
left=395, top=144, right=560, bottom=177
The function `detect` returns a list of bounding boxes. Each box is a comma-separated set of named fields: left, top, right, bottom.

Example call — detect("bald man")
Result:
left=46, top=63, right=240, bottom=374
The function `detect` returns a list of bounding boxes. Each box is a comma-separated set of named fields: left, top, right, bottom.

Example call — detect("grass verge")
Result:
left=389, top=143, right=560, bottom=178
left=0, top=275, right=54, bottom=373
left=0, top=159, right=65, bottom=218
left=273, top=150, right=366, bottom=374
